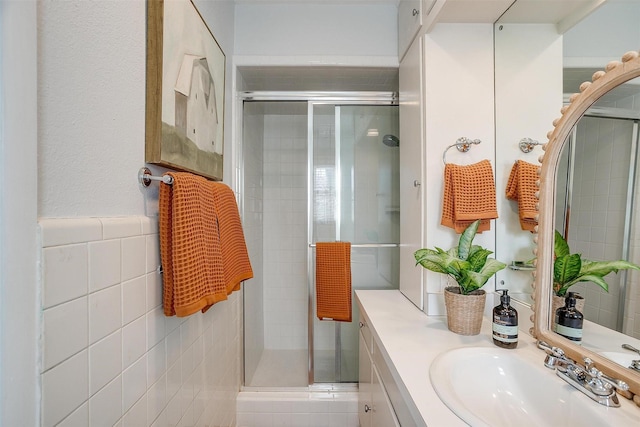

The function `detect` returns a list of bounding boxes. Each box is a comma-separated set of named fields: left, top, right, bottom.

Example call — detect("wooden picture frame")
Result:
left=146, top=0, right=225, bottom=180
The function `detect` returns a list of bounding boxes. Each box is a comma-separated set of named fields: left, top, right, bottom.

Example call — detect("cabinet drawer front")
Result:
left=372, top=364, right=401, bottom=427
left=373, top=349, right=418, bottom=427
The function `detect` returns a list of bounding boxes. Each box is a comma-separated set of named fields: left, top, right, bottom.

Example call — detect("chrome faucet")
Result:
left=537, top=341, right=628, bottom=407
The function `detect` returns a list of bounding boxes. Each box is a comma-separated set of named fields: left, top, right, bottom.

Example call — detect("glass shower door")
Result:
left=309, top=104, right=400, bottom=383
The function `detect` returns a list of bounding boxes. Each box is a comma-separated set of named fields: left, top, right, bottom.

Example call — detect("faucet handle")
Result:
left=584, top=357, right=595, bottom=371
left=538, top=341, right=575, bottom=370
left=538, top=340, right=565, bottom=358
left=583, top=357, right=629, bottom=391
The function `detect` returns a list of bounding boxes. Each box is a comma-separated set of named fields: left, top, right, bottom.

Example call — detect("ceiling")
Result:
left=234, top=0, right=608, bottom=27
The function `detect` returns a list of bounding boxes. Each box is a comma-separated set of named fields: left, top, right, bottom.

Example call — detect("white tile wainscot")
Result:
left=39, top=217, right=242, bottom=427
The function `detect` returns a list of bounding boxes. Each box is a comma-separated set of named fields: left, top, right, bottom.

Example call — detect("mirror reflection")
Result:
left=496, top=0, right=640, bottom=311
left=533, top=54, right=640, bottom=397
left=555, top=77, right=640, bottom=338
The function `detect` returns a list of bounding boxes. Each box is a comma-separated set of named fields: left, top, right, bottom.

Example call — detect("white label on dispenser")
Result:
left=554, top=324, right=583, bottom=341
left=492, top=323, right=518, bottom=343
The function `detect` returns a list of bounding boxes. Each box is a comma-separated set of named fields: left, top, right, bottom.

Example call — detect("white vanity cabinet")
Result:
left=358, top=317, right=400, bottom=427
left=358, top=314, right=416, bottom=427
left=398, top=0, right=437, bottom=61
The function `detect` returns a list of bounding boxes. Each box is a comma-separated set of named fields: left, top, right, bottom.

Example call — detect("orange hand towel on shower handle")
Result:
left=315, top=242, right=352, bottom=322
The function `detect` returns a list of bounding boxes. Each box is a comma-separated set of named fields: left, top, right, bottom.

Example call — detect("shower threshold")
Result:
left=241, top=383, right=358, bottom=393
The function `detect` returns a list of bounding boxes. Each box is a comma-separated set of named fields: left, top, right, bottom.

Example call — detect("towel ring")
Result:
left=518, top=138, right=542, bottom=153
left=442, top=137, right=481, bottom=164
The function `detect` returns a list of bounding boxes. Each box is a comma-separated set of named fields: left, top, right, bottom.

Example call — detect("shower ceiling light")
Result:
left=367, top=129, right=379, bottom=136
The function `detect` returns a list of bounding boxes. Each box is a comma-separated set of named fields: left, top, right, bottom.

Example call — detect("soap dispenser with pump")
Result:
left=554, top=291, right=583, bottom=344
left=492, top=289, right=518, bottom=349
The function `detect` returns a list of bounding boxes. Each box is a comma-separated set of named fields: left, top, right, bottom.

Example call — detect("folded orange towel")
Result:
left=506, top=160, right=539, bottom=232
left=159, top=172, right=253, bottom=317
left=315, top=242, right=352, bottom=322
left=441, top=160, right=498, bottom=233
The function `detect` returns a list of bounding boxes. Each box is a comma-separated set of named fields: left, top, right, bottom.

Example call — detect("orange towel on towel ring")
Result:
left=506, top=160, right=540, bottom=232
left=315, top=242, right=352, bottom=322
left=441, top=160, right=498, bottom=233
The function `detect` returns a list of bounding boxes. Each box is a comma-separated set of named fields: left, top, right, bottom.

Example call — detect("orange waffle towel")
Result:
left=506, top=160, right=539, bottom=232
left=315, top=242, right=352, bottom=322
left=159, top=172, right=253, bottom=317
left=441, top=160, right=498, bottom=233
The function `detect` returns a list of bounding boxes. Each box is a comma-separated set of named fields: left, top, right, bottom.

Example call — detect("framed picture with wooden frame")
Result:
left=146, top=0, right=225, bottom=180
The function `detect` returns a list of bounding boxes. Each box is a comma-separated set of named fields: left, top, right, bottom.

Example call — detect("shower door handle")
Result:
left=413, top=180, right=421, bottom=187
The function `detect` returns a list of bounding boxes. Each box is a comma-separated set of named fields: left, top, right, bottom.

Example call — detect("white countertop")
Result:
left=355, top=289, right=640, bottom=426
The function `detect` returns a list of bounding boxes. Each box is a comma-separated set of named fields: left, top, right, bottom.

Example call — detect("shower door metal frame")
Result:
left=238, top=91, right=399, bottom=390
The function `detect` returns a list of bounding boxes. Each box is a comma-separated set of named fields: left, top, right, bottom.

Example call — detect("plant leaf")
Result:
left=579, top=259, right=640, bottom=277
left=457, top=258, right=507, bottom=294
left=457, top=270, right=480, bottom=294
left=467, top=248, right=492, bottom=272
left=414, top=249, right=448, bottom=274
left=414, top=250, right=470, bottom=279
left=553, top=253, right=581, bottom=285
left=565, top=274, right=610, bottom=294
left=478, top=258, right=507, bottom=280
left=554, top=230, right=570, bottom=258
left=457, top=220, right=479, bottom=260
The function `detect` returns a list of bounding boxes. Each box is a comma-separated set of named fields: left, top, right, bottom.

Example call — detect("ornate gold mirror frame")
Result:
left=533, top=50, right=640, bottom=398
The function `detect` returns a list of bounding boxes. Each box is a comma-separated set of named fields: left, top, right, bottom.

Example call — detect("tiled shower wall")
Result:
left=568, top=90, right=640, bottom=333
left=568, top=115, right=632, bottom=329
left=262, top=112, right=308, bottom=350
left=39, top=217, right=241, bottom=427
left=242, top=106, right=266, bottom=384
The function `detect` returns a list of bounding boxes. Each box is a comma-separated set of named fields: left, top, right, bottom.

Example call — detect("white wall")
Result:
left=234, top=3, right=397, bottom=65
left=37, top=0, right=148, bottom=217
left=422, top=24, right=496, bottom=315
left=0, top=1, right=39, bottom=425
left=37, top=0, right=237, bottom=217
left=564, top=1, right=640, bottom=68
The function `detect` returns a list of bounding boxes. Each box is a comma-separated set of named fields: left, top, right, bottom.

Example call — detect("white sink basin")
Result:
left=430, top=346, right=640, bottom=427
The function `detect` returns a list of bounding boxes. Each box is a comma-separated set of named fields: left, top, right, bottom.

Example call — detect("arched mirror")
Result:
left=534, top=51, right=640, bottom=397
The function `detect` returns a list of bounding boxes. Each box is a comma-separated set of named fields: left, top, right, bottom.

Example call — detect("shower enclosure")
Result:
left=241, top=94, right=399, bottom=388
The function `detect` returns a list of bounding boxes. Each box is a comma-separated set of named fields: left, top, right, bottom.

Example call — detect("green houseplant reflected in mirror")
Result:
left=552, top=230, right=640, bottom=315
left=414, top=220, right=506, bottom=335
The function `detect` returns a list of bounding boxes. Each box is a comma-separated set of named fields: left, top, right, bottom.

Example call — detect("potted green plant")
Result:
left=552, top=230, right=640, bottom=314
left=414, top=220, right=506, bottom=335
